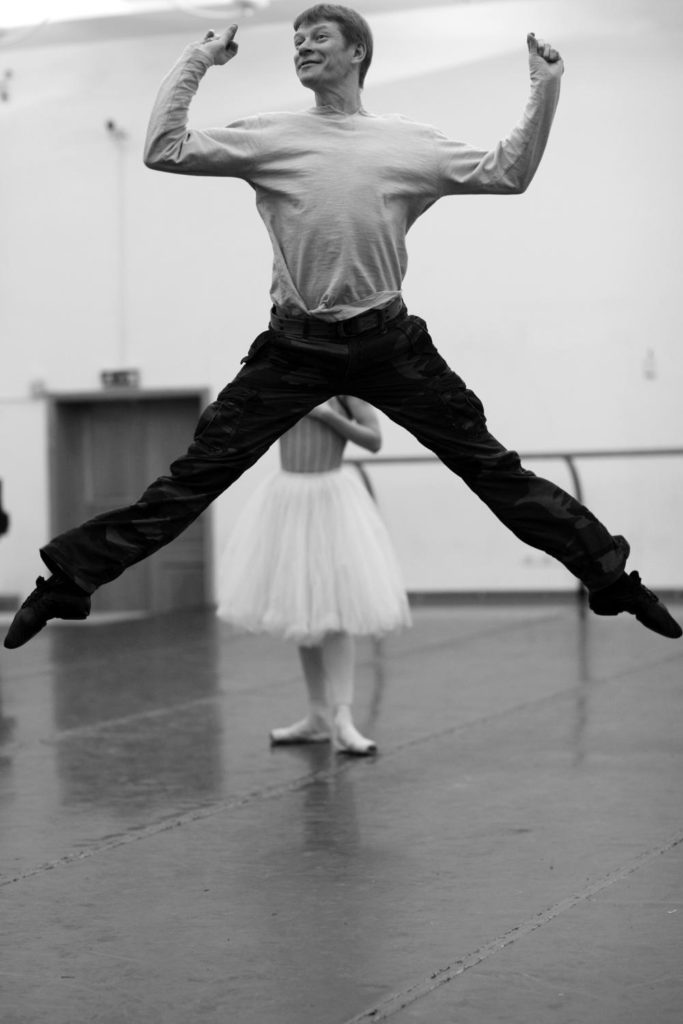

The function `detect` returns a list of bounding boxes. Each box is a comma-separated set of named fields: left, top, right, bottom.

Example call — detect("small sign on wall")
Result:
left=100, top=369, right=140, bottom=389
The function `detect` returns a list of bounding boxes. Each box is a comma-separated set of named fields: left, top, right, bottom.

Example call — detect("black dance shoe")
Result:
left=4, top=575, right=91, bottom=649
left=589, top=571, right=682, bottom=639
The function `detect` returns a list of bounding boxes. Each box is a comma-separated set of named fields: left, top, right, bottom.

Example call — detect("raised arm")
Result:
left=143, top=25, right=256, bottom=177
left=436, top=33, right=564, bottom=196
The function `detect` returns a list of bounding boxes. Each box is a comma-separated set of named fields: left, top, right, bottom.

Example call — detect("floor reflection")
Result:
left=571, top=605, right=593, bottom=767
left=48, top=613, right=226, bottom=815
left=270, top=743, right=363, bottom=855
left=3, top=601, right=677, bottom=886
left=0, top=680, right=17, bottom=769
left=53, top=702, right=226, bottom=814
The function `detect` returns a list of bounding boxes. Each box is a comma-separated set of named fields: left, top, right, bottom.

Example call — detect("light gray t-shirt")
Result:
left=144, top=46, right=560, bottom=320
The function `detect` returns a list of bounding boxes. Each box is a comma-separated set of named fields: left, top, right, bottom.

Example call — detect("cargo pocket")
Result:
left=192, top=391, right=253, bottom=457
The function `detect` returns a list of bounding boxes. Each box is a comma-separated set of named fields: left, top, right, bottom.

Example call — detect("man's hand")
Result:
left=199, top=25, right=239, bottom=66
left=527, top=32, right=564, bottom=78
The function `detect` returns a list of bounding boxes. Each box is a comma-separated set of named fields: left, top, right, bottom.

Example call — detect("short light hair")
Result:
left=293, top=5, right=373, bottom=88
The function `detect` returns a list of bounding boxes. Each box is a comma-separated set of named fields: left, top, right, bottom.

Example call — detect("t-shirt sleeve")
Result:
left=433, top=69, right=561, bottom=197
left=143, top=44, right=262, bottom=179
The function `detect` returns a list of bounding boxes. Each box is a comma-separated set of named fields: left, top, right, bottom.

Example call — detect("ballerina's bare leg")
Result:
left=270, top=633, right=376, bottom=754
left=321, top=632, right=376, bottom=755
left=269, top=643, right=331, bottom=744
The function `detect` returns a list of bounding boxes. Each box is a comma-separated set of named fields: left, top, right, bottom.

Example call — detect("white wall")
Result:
left=1, top=0, right=682, bottom=600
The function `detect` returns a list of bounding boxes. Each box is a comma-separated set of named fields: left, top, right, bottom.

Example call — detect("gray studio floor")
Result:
left=1, top=600, right=682, bottom=1024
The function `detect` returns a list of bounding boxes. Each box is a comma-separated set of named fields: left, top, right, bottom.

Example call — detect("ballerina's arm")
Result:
left=308, top=397, right=382, bottom=453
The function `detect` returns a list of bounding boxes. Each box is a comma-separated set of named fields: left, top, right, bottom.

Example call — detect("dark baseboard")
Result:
left=408, top=589, right=683, bottom=606
left=2, top=590, right=681, bottom=614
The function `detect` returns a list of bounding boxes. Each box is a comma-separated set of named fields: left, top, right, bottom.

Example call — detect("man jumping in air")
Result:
left=5, top=4, right=680, bottom=649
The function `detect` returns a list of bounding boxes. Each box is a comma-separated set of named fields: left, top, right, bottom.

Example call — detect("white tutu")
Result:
left=216, top=468, right=411, bottom=645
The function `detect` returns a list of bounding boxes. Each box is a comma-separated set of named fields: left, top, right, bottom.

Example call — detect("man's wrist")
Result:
left=183, top=43, right=215, bottom=70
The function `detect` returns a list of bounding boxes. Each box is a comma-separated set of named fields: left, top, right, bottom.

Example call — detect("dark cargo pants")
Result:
left=42, top=310, right=628, bottom=594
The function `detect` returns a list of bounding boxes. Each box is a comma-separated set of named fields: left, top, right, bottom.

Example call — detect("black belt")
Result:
left=269, top=295, right=405, bottom=340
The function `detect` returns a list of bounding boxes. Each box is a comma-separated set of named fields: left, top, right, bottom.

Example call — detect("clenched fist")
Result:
left=527, top=31, right=564, bottom=78
left=200, top=24, right=239, bottom=66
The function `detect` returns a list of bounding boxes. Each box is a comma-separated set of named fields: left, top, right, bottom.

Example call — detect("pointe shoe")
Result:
left=333, top=720, right=377, bottom=756
left=269, top=717, right=331, bottom=746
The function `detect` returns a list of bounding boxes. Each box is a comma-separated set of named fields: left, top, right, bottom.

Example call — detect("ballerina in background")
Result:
left=216, top=396, right=411, bottom=755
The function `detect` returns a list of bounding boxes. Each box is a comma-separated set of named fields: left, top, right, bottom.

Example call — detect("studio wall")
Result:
left=1, top=0, right=681, bottom=602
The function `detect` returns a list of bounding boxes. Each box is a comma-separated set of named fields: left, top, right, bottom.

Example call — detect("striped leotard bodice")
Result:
left=279, top=398, right=348, bottom=474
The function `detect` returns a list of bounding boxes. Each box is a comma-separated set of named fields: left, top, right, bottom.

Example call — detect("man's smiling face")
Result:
left=293, top=20, right=363, bottom=91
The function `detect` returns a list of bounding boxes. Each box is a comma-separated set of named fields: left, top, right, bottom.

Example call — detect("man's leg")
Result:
left=350, top=313, right=680, bottom=638
left=5, top=330, right=339, bottom=648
